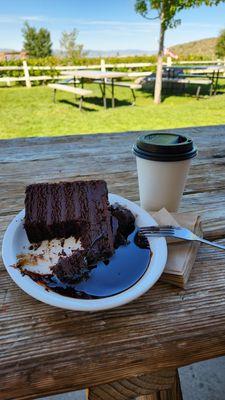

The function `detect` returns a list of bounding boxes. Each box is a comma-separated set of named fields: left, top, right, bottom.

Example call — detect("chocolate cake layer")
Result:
left=51, top=250, right=89, bottom=283
left=24, top=181, right=114, bottom=261
left=110, top=203, right=135, bottom=248
left=50, top=204, right=136, bottom=284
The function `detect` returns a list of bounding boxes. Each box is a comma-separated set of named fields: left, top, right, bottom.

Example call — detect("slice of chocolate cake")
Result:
left=51, top=250, right=90, bottom=283
left=24, top=181, right=137, bottom=286
left=24, top=180, right=114, bottom=261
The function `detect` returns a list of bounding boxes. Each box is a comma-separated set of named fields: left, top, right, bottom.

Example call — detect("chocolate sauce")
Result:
left=24, top=228, right=151, bottom=299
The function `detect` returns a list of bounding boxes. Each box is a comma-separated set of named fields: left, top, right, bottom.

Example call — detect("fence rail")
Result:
left=0, top=59, right=225, bottom=87
left=0, top=62, right=155, bottom=71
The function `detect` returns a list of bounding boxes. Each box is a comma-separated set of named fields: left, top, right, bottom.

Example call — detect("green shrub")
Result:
left=216, top=29, right=225, bottom=58
left=0, top=53, right=216, bottom=86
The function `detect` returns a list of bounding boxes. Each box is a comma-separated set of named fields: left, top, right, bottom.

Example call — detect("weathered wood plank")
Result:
left=1, top=127, right=225, bottom=201
left=2, top=158, right=225, bottom=196
left=48, top=83, right=93, bottom=96
left=0, top=124, right=224, bottom=152
left=88, top=369, right=182, bottom=400
left=0, top=125, right=225, bottom=161
left=1, top=242, right=225, bottom=399
left=1, top=126, right=225, bottom=399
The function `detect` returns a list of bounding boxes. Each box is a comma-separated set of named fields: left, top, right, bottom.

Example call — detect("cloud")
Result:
left=19, top=15, right=46, bottom=22
left=0, top=14, right=156, bottom=27
left=0, top=14, right=222, bottom=51
left=81, top=26, right=157, bottom=36
left=69, top=19, right=155, bottom=27
left=0, top=14, right=46, bottom=23
left=0, top=14, right=221, bottom=32
left=0, top=15, right=159, bottom=40
left=179, top=22, right=222, bottom=29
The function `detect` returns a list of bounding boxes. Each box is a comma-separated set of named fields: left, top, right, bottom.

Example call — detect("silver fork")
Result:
left=138, top=225, right=225, bottom=251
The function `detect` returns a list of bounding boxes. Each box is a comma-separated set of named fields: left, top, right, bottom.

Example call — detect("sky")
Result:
left=0, top=0, right=225, bottom=51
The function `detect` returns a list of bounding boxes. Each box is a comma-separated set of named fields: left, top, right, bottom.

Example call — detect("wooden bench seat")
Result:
left=111, top=81, right=142, bottom=90
left=95, top=79, right=142, bottom=90
left=48, top=83, right=93, bottom=110
left=146, top=77, right=212, bottom=85
left=173, top=78, right=212, bottom=85
left=127, top=71, right=153, bottom=78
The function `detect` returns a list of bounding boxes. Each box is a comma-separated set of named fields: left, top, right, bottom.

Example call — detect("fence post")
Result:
left=23, top=61, right=31, bottom=88
left=167, top=56, right=172, bottom=67
left=100, top=59, right=106, bottom=72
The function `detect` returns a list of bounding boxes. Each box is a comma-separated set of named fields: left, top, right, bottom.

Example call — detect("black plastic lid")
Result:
left=133, top=133, right=197, bottom=162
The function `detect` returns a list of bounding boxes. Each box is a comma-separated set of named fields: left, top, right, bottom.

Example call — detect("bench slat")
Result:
left=94, top=80, right=142, bottom=90
left=146, top=77, right=212, bottom=85
left=48, top=83, right=92, bottom=96
left=112, top=82, right=142, bottom=89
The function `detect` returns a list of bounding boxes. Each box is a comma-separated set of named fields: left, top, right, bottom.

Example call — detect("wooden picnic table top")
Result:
left=1, top=125, right=225, bottom=399
left=165, top=65, right=225, bottom=71
left=61, top=69, right=128, bottom=79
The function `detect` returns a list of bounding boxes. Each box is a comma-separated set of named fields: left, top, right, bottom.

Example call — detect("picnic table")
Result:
left=1, top=125, right=225, bottom=400
left=61, top=70, right=129, bottom=108
left=164, top=65, right=225, bottom=95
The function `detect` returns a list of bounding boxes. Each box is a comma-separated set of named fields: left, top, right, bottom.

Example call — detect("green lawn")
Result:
left=0, top=84, right=225, bottom=139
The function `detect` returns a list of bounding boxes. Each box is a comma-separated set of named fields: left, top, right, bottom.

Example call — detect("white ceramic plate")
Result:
left=2, top=194, right=167, bottom=311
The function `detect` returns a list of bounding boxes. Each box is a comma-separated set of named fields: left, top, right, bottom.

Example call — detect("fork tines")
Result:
left=138, top=225, right=182, bottom=238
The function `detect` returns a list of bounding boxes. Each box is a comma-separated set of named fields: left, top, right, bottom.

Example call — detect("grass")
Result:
left=0, top=84, right=225, bottom=139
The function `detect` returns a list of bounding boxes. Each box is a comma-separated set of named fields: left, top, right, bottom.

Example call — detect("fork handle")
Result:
left=197, top=238, right=225, bottom=251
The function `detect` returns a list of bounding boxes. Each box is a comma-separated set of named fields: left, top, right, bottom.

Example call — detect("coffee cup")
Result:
left=133, top=133, right=197, bottom=212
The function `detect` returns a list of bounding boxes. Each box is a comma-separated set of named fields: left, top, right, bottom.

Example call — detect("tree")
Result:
left=60, top=29, right=86, bottom=59
left=22, top=22, right=52, bottom=57
left=216, top=29, right=225, bottom=58
left=22, top=22, right=37, bottom=56
left=135, top=0, right=224, bottom=104
left=35, top=28, right=52, bottom=57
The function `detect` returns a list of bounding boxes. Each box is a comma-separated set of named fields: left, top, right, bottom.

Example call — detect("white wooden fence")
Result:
left=0, top=58, right=224, bottom=87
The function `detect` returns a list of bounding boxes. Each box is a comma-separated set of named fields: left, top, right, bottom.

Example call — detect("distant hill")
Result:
left=53, top=49, right=155, bottom=57
left=86, top=49, right=155, bottom=57
left=0, top=48, right=16, bottom=52
left=1, top=38, right=219, bottom=60
left=171, top=37, right=217, bottom=58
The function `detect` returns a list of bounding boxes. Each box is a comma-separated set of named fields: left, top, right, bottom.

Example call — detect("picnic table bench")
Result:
left=163, top=66, right=225, bottom=96
left=1, top=125, right=225, bottom=399
left=144, top=74, right=213, bottom=97
left=48, top=83, right=93, bottom=110
left=61, top=70, right=131, bottom=108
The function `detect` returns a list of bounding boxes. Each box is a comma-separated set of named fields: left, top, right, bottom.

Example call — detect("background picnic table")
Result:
left=1, top=125, right=225, bottom=400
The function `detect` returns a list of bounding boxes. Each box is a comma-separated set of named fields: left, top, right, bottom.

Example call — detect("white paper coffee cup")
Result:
left=133, top=133, right=197, bottom=212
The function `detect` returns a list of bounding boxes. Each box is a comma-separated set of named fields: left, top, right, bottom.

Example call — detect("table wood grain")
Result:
left=1, top=125, right=225, bottom=400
